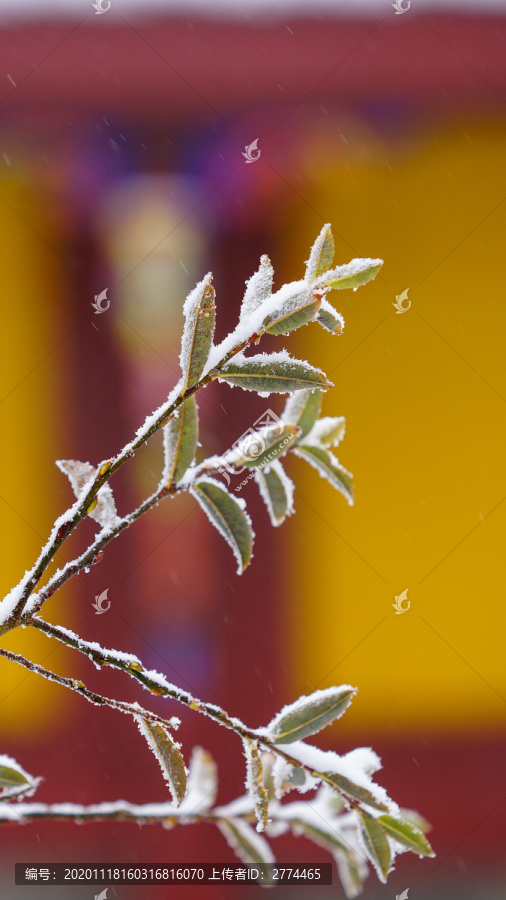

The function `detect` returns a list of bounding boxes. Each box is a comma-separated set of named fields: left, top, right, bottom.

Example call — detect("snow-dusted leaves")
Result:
left=162, top=395, right=198, bottom=487
left=267, top=686, right=357, bottom=744
left=136, top=717, right=186, bottom=807
left=316, top=298, right=345, bottom=334
left=300, top=415, right=346, bottom=449
left=178, top=747, right=218, bottom=815
left=255, top=460, right=294, bottom=527
left=323, top=772, right=388, bottom=813
left=314, top=258, right=383, bottom=292
left=293, top=445, right=353, bottom=506
left=217, top=817, right=275, bottom=867
left=0, top=754, right=41, bottom=801
left=305, top=223, right=335, bottom=283
left=218, top=353, right=332, bottom=394
left=282, top=388, right=322, bottom=438
left=240, top=255, right=274, bottom=322
left=378, top=814, right=434, bottom=857
left=56, top=459, right=118, bottom=528
left=232, top=423, right=299, bottom=470
left=242, top=739, right=269, bottom=832
left=190, top=477, right=253, bottom=574
left=180, top=274, right=216, bottom=392
left=262, top=281, right=321, bottom=336
left=357, top=811, right=391, bottom=882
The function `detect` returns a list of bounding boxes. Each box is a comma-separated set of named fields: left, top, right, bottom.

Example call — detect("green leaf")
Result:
left=302, top=416, right=346, bottom=448
left=305, top=224, right=335, bottom=282
left=322, top=772, right=389, bottom=813
left=234, top=424, right=299, bottom=469
left=291, top=816, right=351, bottom=855
left=243, top=739, right=270, bottom=832
left=217, top=817, right=274, bottom=866
left=180, top=274, right=216, bottom=391
left=315, top=258, right=383, bottom=291
left=378, top=814, right=435, bottom=857
left=357, top=811, right=391, bottom=882
left=281, top=389, right=322, bottom=438
left=240, top=255, right=273, bottom=322
left=293, top=445, right=353, bottom=505
left=162, top=395, right=199, bottom=486
left=316, top=300, right=345, bottom=334
left=268, top=687, right=357, bottom=744
left=255, top=460, right=294, bottom=527
left=218, top=355, right=332, bottom=394
left=0, top=764, right=29, bottom=788
left=334, top=850, right=368, bottom=900
left=136, top=717, right=187, bottom=807
left=179, top=747, right=218, bottom=813
left=190, top=477, right=253, bottom=574
left=263, top=285, right=321, bottom=335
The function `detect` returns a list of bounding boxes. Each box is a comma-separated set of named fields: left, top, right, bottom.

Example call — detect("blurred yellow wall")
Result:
left=0, top=175, right=71, bottom=737
left=283, top=120, right=506, bottom=735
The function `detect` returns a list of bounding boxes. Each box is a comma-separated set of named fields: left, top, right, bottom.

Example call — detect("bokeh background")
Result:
left=0, top=0, right=505, bottom=897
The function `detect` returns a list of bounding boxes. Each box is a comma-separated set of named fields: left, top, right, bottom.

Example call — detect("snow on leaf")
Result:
left=378, top=814, right=435, bottom=857
left=293, top=445, right=353, bottom=505
left=217, top=816, right=275, bottom=866
left=0, top=754, right=41, bottom=802
left=314, top=258, right=383, bottom=292
left=0, top=755, right=31, bottom=788
left=136, top=717, right=187, bottom=807
left=190, top=477, right=254, bottom=574
left=282, top=389, right=323, bottom=438
left=55, top=459, right=118, bottom=528
left=291, top=815, right=352, bottom=856
left=305, top=223, right=335, bottom=282
left=162, top=395, right=199, bottom=487
left=243, top=739, right=269, bottom=832
left=218, top=353, right=332, bottom=394
left=240, top=255, right=274, bottom=323
left=178, top=747, right=218, bottom=815
left=267, top=686, right=357, bottom=744
left=334, top=850, right=369, bottom=899
left=255, top=459, right=294, bottom=527
left=323, top=772, right=389, bottom=813
left=316, top=298, right=345, bottom=334
left=301, top=416, right=346, bottom=449
left=262, top=281, right=321, bottom=336
left=357, top=811, right=391, bottom=882
left=180, top=273, right=216, bottom=392
left=228, top=424, right=299, bottom=470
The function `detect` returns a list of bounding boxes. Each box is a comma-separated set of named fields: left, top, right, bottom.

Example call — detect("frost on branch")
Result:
left=0, top=225, right=434, bottom=900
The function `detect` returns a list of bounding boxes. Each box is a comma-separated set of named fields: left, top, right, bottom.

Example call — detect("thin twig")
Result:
left=0, top=647, right=180, bottom=732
